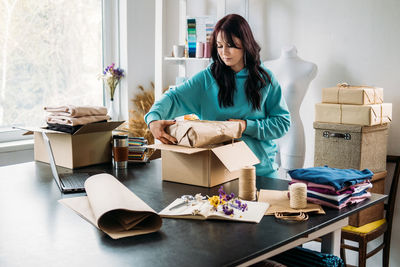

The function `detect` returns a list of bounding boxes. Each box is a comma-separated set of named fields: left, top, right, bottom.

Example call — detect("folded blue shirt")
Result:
left=288, top=166, right=373, bottom=190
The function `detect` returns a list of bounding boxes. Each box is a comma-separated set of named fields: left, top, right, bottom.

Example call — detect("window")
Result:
left=0, top=0, right=104, bottom=141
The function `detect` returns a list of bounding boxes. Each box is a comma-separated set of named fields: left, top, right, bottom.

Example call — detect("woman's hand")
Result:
left=228, top=119, right=247, bottom=134
left=148, top=120, right=178, bottom=144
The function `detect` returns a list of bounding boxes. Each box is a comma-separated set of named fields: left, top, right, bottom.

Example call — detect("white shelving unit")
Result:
left=154, top=0, right=248, bottom=101
left=154, top=0, right=225, bottom=101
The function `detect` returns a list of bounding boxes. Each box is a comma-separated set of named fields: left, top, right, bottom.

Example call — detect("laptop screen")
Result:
left=41, top=132, right=62, bottom=188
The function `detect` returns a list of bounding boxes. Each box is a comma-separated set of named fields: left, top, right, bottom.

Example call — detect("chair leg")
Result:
left=383, top=232, right=391, bottom=267
left=358, top=240, right=367, bottom=267
left=340, top=238, right=347, bottom=264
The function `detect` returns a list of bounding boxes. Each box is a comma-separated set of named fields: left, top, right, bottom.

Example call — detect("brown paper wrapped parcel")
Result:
left=315, top=103, right=392, bottom=126
left=166, top=120, right=242, bottom=148
left=322, top=84, right=383, bottom=105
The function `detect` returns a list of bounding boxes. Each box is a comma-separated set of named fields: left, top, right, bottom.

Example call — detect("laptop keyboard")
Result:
left=60, top=173, right=89, bottom=189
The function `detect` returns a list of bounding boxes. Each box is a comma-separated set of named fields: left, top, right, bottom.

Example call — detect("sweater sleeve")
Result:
left=144, top=70, right=206, bottom=125
left=243, top=71, right=291, bottom=140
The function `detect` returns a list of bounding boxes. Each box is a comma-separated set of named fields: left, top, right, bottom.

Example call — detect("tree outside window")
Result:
left=0, top=0, right=103, bottom=130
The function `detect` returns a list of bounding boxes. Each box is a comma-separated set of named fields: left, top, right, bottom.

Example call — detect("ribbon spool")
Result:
left=239, top=166, right=256, bottom=201
left=289, top=183, right=307, bottom=209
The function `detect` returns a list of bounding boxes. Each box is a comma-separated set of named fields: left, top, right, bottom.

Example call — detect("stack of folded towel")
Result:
left=44, top=105, right=110, bottom=134
left=288, top=166, right=374, bottom=209
left=128, top=137, right=148, bottom=162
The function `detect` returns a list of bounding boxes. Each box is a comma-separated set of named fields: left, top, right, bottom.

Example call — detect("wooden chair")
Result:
left=340, top=155, right=400, bottom=267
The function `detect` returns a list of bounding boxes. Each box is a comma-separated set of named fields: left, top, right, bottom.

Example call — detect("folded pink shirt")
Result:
left=307, top=192, right=371, bottom=209
left=44, top=105, right=108, bottom=117
left=46, top=115, right=110, bottom=126
left=291, top=179, right=371, bottom=194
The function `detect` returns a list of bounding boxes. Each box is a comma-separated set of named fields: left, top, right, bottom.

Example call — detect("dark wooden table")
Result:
left=0, top=160, right=386, bottom=267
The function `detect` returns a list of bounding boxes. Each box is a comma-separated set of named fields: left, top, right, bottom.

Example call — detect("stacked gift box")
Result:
left=313, top=83, right=392, bottom=225
left=315, top=83, right=392, bottom=126
left=128, top=137, right=148, bottom=163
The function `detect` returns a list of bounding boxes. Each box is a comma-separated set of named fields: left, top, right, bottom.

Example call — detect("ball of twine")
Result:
left=239, top=166, right=256, bottom=201
left=289, top=183, right=307, bottom=209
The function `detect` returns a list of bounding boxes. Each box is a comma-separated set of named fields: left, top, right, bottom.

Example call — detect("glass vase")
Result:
left=107, top=99, right=119, bottom=121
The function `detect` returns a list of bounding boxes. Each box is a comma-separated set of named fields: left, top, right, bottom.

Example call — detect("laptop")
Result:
left=42, top=132, right=95, bottom=193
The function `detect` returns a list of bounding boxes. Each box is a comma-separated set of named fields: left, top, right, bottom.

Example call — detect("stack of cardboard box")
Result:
left=313, top=83, right=392, bottom=226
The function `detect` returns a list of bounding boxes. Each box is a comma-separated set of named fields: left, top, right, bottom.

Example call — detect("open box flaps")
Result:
left=20, top=121, right=124, bottom=136
left=210, top=141, right=260, bottom=172
left=147, top=141, right=259, bottom=171
left=147, top=141, right=260, bottom=187
left=146, top=143, right=208, bottom=155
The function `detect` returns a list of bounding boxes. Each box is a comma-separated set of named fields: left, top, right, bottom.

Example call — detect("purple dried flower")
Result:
left=218, top=186, right=225, bottom=196
left=240, top=203, right=248, bottom=212
left=99, top=63, right=125, bottom=101
left=232, top=199, right=248, bottom=212
left=222, top=204, right=234, bottom=215
left=226, top=192, right=235, bottom=201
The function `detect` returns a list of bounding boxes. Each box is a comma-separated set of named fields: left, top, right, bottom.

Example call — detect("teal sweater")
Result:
left=145, top=65, right=290, bottom=178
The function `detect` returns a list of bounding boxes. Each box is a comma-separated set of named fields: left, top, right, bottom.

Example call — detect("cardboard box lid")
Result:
left=19, top=121, right=124, bottom=136
left=210, top=141, right=260, bottom=172
left=147, top=141, right=260, bottom=172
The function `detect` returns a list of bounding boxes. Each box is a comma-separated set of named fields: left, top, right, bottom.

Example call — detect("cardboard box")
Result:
left=349, top=171, right=386, bottom=227
left=147, top=141, right=260, bottom=187
left=314, top=122, right=389, bottom=173
left=322, top=85, right=383, bottom=105
left=23, top=121, right=123, bottom=169
left=315, top=103, right=392, bottom=126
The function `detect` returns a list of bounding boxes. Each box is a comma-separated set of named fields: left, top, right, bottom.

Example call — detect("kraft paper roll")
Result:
left=239, top=166, right=256, bottom=201
left=289, top=183, right=307, bottom=209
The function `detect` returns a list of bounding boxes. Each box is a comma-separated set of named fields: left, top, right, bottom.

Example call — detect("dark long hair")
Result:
left=210, top=14, right=271, bottom=110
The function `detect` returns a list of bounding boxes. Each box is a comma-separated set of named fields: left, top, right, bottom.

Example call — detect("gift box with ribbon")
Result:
left=315, top=102, right=392, bottom=126
left=322, top=83, right=384, bottom=105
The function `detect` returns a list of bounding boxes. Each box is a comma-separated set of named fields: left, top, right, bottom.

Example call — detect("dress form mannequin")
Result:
left=264, top=45, right=317, bottom=172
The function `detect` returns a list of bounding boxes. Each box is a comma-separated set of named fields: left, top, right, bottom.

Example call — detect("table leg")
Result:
left=238, top=218, right=348, bottom=266
left=321, top=227, right=341, bottom=256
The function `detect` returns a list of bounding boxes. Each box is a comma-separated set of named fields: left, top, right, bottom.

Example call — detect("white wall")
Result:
left=120, top=0, right=155, bottom=115
left=125, top=1, right=400, bottom=265
left=251, top=0, right=400, bottom=168
left=247, top=2, right=399, bottom=265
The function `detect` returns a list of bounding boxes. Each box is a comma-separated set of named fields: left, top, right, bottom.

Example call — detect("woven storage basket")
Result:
left=314, top=122, right=389, bottom=173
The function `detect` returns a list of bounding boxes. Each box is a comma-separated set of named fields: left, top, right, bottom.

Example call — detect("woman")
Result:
left=145, top=14, right=290, bottom=178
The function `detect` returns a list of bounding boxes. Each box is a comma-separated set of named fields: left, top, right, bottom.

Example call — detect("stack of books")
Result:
left=128, top=137, right=148, bottom=163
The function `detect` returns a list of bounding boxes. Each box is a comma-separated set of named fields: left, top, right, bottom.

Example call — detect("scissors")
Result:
left=168, top=195, right=196, bottom=210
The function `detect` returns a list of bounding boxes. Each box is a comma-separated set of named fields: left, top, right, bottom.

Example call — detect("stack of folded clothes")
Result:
left=288, top=166, right=374, bottom=209
left=44, top=105, right=110, bottom=134
left=270, top=246, right=344, bottom=267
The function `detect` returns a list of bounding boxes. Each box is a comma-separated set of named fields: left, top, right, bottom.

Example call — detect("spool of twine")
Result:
left=289, top=183, right=307, bottom=209
left=239, top=166, right=256, bottom=201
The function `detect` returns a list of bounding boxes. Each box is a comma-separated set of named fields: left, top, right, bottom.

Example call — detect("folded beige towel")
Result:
left=44, top=105, right=108, bottom=117
left=166, top=120, right=242, bottom=148
left=46, top=115, right=110, bottom=126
